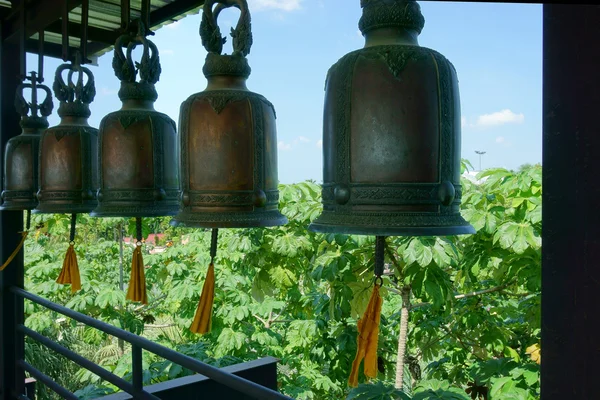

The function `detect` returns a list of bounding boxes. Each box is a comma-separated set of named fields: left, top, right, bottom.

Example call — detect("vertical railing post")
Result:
left=132, top=345, right=143, bottom=397
left=0, top=40, right=26, bottom=400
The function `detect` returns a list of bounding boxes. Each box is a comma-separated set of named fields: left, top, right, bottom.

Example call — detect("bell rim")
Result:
left=33, top=202, right=98, bottom=214
left=90, top=204, right=180, bottom=218
left=308, top=213, right=476, bottom=237
left=170, top=210, right=288, bottom=229
left=0, top=201, right=38, bottom=211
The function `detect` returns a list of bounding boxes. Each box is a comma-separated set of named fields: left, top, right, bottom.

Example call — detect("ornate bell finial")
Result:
left=309, top=0, right=474, bottom=237
left=172, top=0, right=286, bottom=228
left=92, top=19, right=179, bottom=217
left=0, top=72, right=53, bottom=211
left=35, top=51, right=99, bottom=214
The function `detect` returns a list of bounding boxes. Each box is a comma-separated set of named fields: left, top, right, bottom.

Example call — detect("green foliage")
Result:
left=21, top=166, right=541, bottom=399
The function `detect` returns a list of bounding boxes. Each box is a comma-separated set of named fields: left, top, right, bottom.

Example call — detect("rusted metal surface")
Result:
left=173, top=0, right=286, bottom=228
left=310, top=0, right=474, bottom=237
left=93, top=20, right=179, bottom=217
left=0, top=72, right=53, bottom=211
left=35, top=53, right=99, bottom=214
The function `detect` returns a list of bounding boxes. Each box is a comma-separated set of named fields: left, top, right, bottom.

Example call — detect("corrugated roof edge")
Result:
left=90, top=4, right=203, bottom=61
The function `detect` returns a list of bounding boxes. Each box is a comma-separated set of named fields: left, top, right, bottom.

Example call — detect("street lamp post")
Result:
left=475, top=150, right=486, bottom=171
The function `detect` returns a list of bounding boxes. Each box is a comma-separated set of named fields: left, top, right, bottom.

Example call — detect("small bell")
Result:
left=172, top=0, right=287, bottom=228
left=1, top=72, right=53, bottom=211
left=35, top=52, right=99, bottom=214
left=309, top=0, right=474, bottom=237
left=92, top=19, right=179, bottom=217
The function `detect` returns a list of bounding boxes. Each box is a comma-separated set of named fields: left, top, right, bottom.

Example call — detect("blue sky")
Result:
left=31, top=0, right=542, bottom=184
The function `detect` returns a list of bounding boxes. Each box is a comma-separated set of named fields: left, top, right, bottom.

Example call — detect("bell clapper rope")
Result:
left=191, top=228, right=219, bottom=335
left=349, top=235, right=385, bottom=387
left=57, top=214, right=82, bottom=293
left=0, top=210, right=32, bottom=271
left=126, top=217, right=148, bottom=304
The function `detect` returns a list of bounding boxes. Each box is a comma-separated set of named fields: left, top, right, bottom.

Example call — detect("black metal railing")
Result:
left=11, top=287, right=292, bottom=400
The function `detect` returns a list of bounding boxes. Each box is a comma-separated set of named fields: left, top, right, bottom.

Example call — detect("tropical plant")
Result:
left=20, top=163, right=541, bottom=399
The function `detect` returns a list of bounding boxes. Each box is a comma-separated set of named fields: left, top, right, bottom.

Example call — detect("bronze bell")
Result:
left=92, top=21, right=179, bottom=217
left=35, top=54, right=99, bottom=214
left=309, top=0, right=474, bottom=236
left=172, top=0, right=287, bottom=228
left=1, top=72, right=53, bottom=211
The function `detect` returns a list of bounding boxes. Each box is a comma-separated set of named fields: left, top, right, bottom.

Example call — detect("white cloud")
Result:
left=161, top=49, right=175, bottom=56
left=316, top=140, right=323, bottom=149
left=278, top=141, right=292, bottom=151
left=475, top=109, right=525, bottom=128
left=249, top=0, right=302, bottom=12
left=461, top=117, right=467, bottom=128
left=298, top=136, right=310, bottom=143
left=495, top=136, right=505, bottom=143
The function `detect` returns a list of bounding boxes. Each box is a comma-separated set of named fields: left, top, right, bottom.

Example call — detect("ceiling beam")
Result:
left=25, top=38, right=99, bottom=66
left=2, top=0, right=82, bottom=43
left=44, top=20, right=119, bottom=46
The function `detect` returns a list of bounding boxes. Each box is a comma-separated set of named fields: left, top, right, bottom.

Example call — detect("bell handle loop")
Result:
left=114, top=20, right=161, bottom=84
left=200, top=0, right=252, bottom=57
left=14, top=77, right=54, bottom=118
left=53, top=54, right=97, bottom=105
left=14, top=82, right=30, bottom=117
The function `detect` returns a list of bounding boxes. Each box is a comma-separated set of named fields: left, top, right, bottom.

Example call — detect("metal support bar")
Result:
left=0, top=41, right=25, bottom=400
left=12, top=288, right=292, bottom=400
left=132, top=345, right=143, bottom=392
left=19, top=326, right=159, bottom=400
left=542, top=4, right=600, bottom=398
left=18, top=361, right=78, bottom=400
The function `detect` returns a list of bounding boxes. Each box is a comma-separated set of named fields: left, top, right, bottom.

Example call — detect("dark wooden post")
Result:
left=0, top=40, right=25, bottom=399
left=542, top=5, right=600, bottom=399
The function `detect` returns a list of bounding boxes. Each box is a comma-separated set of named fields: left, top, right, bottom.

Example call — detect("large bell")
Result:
left=92, top=21, right=179, bottom=217
left=309, top=0, right=474, bottom=236
left=1, top=73, right=53, bottom=211
left=35, top=54, right=99, bottom=214
left=172, top=0, right=287, bottom=228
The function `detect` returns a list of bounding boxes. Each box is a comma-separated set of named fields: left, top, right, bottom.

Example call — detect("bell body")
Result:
left=93, top=84, right=179, bottom=217
left=36, top=111, right=99, bottom=214
left=309, top=0, right=474, bottom=236
left=173, top=55, right=287, bottom=228
left=0, top=117, right=47, bottom=210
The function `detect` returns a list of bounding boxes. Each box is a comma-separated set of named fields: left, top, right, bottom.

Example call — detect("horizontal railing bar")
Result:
left=18, top=360, right=79, bottom=400
left=19, top=326, right=160, bottom=400
left=12, top=287, right=292, bottom=400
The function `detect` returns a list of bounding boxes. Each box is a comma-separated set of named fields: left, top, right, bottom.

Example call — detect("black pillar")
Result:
left=542, top=5, right=600, bottom=399
left=0, top=41, right=25, bottom=399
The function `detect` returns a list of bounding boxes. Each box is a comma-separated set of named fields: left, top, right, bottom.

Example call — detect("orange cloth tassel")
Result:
left=126, top=245, right=148, bottom=304
left=56, top=243, right=82, bottom=293
left=0, top=231, right=28, bottom=271
left=190, top=263, right=216, bottom=335
left=348, top=284, right=383, bottom=387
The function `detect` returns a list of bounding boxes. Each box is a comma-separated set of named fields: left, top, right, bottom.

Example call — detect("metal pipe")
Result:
left=80, top=0, right=89, bottom=63
left=19, top=325, right=160, bottom=400
left=12, top=288, right=292, bottom=400
left=38, top=30, right=44, bottom=82
left=61, top=0, right=69, bottom=61
left=18, top=361, right=79, bottom=400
